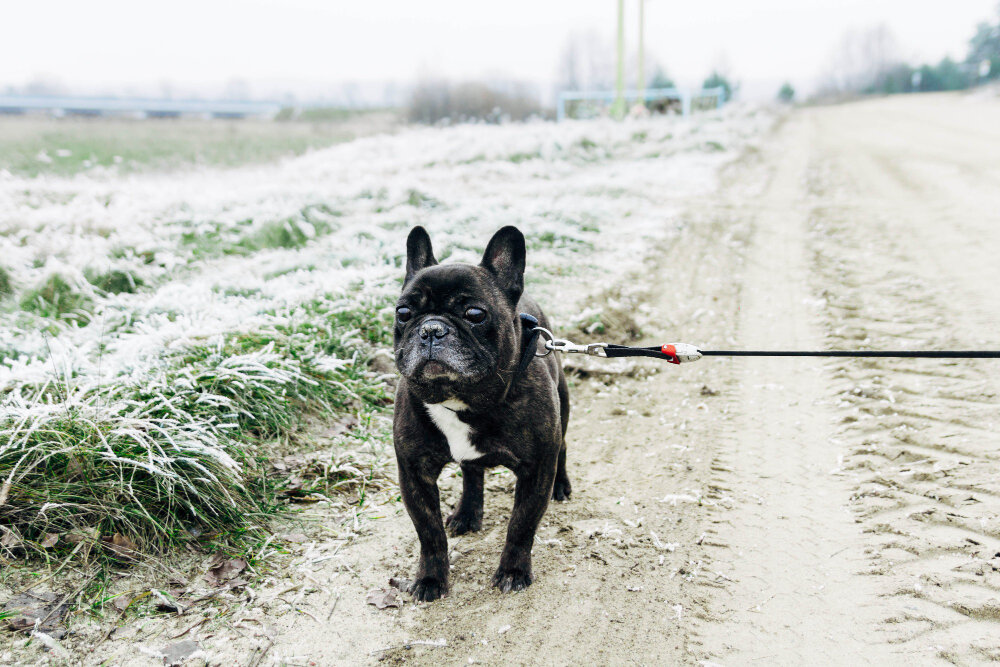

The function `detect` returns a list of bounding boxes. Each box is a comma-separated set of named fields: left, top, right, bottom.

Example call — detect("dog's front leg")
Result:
left=492, top=449, right=558, bottom=593
left=398, top=458, right=449, bottom=601
left=446, top=463, right=484, bottom=535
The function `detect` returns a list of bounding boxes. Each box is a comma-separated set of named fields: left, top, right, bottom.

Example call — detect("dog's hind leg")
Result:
left=446, top=463, right=484, bottom=535
left=552, top=373, right=572, bottom=501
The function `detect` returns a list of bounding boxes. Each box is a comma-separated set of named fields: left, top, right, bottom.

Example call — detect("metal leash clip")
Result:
left=532, top=327, right=608, bottom=357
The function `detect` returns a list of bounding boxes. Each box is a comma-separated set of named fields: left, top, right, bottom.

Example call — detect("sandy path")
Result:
left=80, top=94, right=1000, bottom=666
left=693, top=115, right=899, bottom=662
left=233, top=95, right=1000, bottom=666
left=696, top=95, right=1000, bottom=665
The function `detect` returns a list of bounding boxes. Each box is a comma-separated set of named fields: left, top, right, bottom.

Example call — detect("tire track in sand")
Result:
left=806, top=97, right=1000, bottom=664
left=692, top=114, right=902, bottom=664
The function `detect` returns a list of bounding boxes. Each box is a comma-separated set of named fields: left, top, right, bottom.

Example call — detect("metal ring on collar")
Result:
left=532, top=326, right=556, bottom=357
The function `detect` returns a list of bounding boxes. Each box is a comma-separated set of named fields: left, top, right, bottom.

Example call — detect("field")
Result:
left=3, top=93, right=1000, bottom=665
left=0, top=105, right=768, bottom=662
left=0, top=111, right=398, bottom=176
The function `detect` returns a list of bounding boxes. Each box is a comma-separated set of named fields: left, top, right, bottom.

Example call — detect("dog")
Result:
left=392, top=225, right=571, bottom=601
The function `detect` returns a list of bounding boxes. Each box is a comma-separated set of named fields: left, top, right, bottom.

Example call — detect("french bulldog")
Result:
left=393, top=225, right=571, bottom=601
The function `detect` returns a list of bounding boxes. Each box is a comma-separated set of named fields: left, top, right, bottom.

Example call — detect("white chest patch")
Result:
left=425, top=400, right=483, bottom=462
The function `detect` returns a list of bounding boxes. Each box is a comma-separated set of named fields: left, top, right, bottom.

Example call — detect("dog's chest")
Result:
left=425, top=400, right=483, bottom=462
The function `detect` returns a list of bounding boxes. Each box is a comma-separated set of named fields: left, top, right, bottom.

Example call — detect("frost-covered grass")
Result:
left=0, top=105, right=771, bottom=562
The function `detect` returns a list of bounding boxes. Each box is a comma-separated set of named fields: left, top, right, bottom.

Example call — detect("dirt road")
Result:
left=696, top=95, right=1000, bottom=664
left=86, top=94, right=1000, bottom=666
left=272, top=95, right=1000, bottom=665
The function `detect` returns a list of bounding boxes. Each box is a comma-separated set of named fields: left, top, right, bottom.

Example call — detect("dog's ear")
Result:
left=481, top=226, right=525, bottom=305
left=405, top=226, right=437, bottom=284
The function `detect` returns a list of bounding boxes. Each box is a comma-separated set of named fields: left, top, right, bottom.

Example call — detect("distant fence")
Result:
left=556, top=86, right=726, bottom=121
left=0, top=95, right=283, bottom=119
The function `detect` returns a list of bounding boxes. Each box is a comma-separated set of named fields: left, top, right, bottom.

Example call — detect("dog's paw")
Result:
left=492, top=566, right=532, bottom=593
left=552, top=476, right=572, bottom=501
left=446, top=508, right=482, bottom=536
left=408, top=576, right=448, bottom=602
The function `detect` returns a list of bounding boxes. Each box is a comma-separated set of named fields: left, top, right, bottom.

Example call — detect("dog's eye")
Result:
left=396, top=307, right=412, bottom=323
left=464, top=307, right=486, bottom=324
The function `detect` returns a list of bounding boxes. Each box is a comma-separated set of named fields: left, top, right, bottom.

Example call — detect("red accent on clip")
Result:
left=661, top=344, right=681, bottom=364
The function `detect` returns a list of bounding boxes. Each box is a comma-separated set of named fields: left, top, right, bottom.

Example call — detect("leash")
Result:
left=521, top=318, right=1000, bottom=365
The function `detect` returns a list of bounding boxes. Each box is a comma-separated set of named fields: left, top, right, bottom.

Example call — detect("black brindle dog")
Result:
left=392, top=225, right=571, bottom=601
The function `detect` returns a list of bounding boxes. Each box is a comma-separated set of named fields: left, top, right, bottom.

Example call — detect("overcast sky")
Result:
left=3, top=0, right=997, bottom=101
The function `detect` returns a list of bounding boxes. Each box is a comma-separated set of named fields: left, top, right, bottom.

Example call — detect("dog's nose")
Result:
left=419, top=319, right=449, bottom=340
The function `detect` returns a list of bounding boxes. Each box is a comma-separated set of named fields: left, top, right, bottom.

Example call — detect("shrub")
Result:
left=408, top=79, right=543, bottom=124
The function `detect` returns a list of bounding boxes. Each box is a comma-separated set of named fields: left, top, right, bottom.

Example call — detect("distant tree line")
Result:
left=819, top=4, right=1000, bottom=98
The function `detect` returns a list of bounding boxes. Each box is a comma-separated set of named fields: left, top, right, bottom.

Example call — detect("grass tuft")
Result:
left=0, top=294, right=396, bottom=562
left=19, top=274, right=93, bottom=322
left=237, top=217, right=328, bottom=253
left=0, top=266, right=13, bottom=298
left=405, top=189, right=440, bottom=209
left=86, top=268, right=144, bottom=294
left=0, top=391, right=262, bottom=558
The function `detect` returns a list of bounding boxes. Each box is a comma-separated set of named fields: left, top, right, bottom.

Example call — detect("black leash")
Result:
left=699, top=350, right=1000, bottom=358
left=519, top=316, right=1000, bottom=365
left=604, top=345, right=1000, bottom=363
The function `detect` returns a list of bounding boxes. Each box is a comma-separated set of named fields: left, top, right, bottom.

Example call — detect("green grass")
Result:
left=526, top=231, right=595, bottom=252
left=507, top=150, right=542, bottom=163
left=0, top=112, right=398, bottom=177
left=179, top=209, right=337, bottom=260
left=0, top=266, right=13, bottom=298
left=0, top=294, right=396, bottom=562
left=85, top=268, right=144, bottom=294
left=405, top=189, right=440, bottom=209
left=19, top=274, right=93, bottom=322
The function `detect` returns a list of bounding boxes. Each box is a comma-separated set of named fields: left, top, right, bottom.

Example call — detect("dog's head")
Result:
left=394, top=226, right=526, bottom=404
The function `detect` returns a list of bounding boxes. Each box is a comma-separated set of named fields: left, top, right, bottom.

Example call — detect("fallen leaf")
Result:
left=40, top=533, right=59, bottom=549
left=103, top=533, right=139, bottom=559
left=204, top=557, right=247, bottom=587
left=2, top=591, right=68, bottom=634
left=112, top=594, right=133, bottom=612
left=281, top=532, right=309, bottom=544
left=366, top=588, right=401, bottom=609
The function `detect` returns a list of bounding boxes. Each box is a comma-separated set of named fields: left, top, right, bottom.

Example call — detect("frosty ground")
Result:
left=3, top=92, right=1000, bottom=665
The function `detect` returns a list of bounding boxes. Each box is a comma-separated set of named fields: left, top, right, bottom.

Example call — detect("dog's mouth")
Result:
left=408, top=356, right=466, bottom=382
left=420, top=359, right=454, bottom=379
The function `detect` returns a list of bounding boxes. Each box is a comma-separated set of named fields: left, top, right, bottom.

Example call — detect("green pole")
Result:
left=611, top=0, right=626, bottom=118
left=638, top=0, right=645, bottom=104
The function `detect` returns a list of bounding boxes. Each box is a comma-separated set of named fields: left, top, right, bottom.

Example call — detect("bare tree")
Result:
left=821, top=24, right=903, bottom=94
left=556, top=30, right=615, bottom=91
